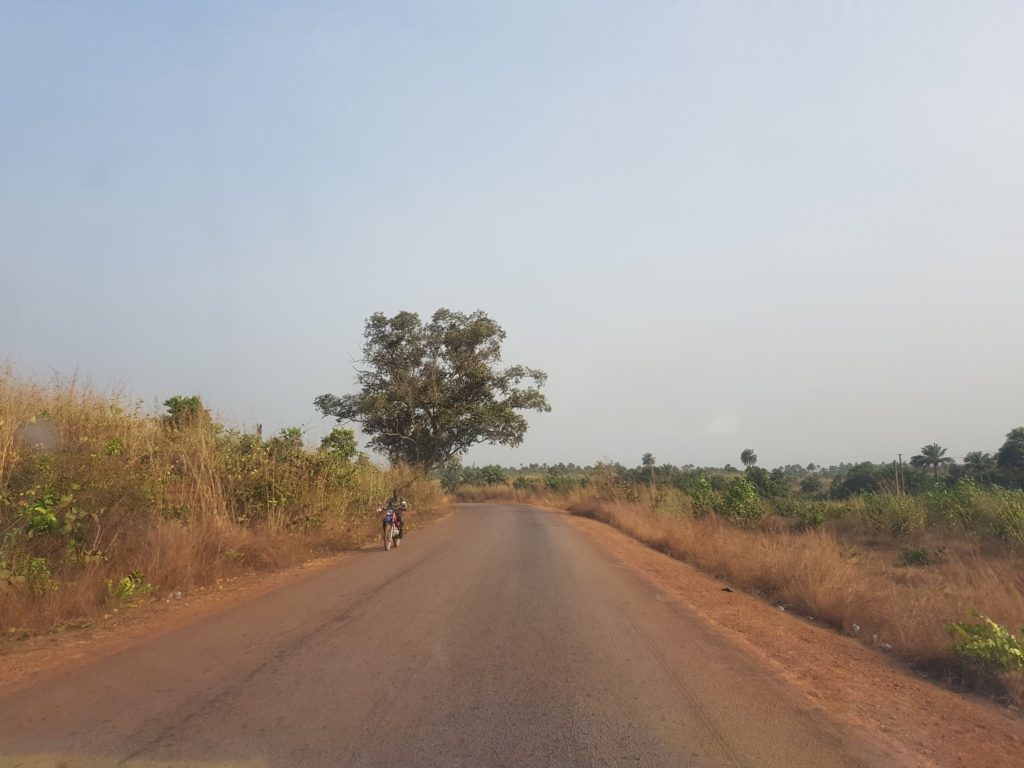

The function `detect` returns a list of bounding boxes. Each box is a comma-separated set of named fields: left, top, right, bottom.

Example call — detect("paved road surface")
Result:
left=0, top=504, right=891, bottom=767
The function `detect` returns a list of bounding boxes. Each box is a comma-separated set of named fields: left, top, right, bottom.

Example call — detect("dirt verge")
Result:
left=567, top=511, right=1023, bottom=768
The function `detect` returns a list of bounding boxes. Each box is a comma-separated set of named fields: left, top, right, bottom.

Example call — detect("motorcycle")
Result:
left=381, top=508, right=401, bottom=551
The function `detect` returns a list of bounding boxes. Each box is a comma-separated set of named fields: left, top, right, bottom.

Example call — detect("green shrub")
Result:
left=722, top=476, right=763, bottom=526
left=947, top=611, right=1024, bottom=672
left=19, top=493, right=60, bottom=536
left=794, top=503, right=826, bottom=531
left=107, top=570, right=154, bottom=603
left=163, top=395, right=209, bottom=427
left=861, top=493, right=926, bottom=537
left=319, top=428, right=358, bottom=461
left=103, top=436, right=125, bottom=456
left=4, top=557, right=58, bottom=594
left=989, top=490, right=1024, bottom=545
left=690, top=474, right=719, bottom=517
left=900, top=546, right=944, bottom=566
left=924, top=478, right=982, bottom=528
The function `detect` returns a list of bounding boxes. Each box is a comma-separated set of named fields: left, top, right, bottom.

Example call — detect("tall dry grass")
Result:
left=0, top=367, right=447, bottom=633
left=456, top=482, right=1024, bottom=695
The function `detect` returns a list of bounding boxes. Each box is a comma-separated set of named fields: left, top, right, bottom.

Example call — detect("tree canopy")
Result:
left=910, top=443, right=954, bottom=476
left=314, top=309, right=550, bottom=473
left=997, top=428, right=1024, bottom=472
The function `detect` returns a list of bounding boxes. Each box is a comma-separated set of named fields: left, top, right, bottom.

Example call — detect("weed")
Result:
left=900, top=546, right=945, bottom=567
left=989, top=490, right=1024, bottom=546
left=862, top=493, right=926, bottom=537
left=107, top=570, right=155, bottom=603
left=5, top=557, right=59, bottom=594
left=947, top=611, right=1024, bottom=673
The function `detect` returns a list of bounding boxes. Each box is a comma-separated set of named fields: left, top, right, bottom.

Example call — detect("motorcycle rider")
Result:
left=382, top=490, right=407, bottom=542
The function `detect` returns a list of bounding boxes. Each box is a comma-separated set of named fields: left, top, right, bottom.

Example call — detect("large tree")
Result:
left=740, top=449, right=758, bottom=469
left=910, top=443, right=954, bottom=477
left=996, top=428, right=1024, bottom=472
left=996, top=427, right=1024, bottom=487
left=314, top=309, right=550, bottom=473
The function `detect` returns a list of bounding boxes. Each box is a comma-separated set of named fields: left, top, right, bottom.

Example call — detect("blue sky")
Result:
left=3, top=2, right=1022, bottom=468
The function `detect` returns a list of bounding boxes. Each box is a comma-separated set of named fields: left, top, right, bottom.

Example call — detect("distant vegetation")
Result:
left=450, top=439, right=1024, bottom=703
left=0, top=367, right=445, bottom=634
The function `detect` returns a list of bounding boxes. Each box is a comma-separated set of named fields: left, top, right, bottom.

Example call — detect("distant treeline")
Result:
left=443, top=428, right=1024, bottom=499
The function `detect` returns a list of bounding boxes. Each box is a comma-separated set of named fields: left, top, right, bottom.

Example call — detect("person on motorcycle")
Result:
left=393, top=505, right=405, bottom=541
left=381, top=490, right=407, bottom=541
left=384, top=490, right=405, bottom=512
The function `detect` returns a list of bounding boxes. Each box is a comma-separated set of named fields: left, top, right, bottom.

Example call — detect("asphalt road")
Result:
left=0, top=504, right=889, bottom=767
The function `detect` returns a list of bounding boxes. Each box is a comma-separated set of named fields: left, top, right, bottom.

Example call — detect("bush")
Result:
left=947, top=611, right=1024, bottom=673
left=722, top=476, right=763, bottom=526
left=691, top=474, right=719, bottom=516
left=4, top=557, right=58, bottom=594
left=899, top=546, right=945, bottom=567
left=19, top=492, right=61, bottom=536
left=0, top=369, right=449, bottom=633
left=990, top=490, right=1024, bottom=545
left=924, top=478, right=982, bottom=528
left=793, top=502, right=826, bottom=531
left=861, top=493, right=926, bottom=537
left=107, top=569, right=155, bottom=603
left=512, top=476, right=536, bottom=491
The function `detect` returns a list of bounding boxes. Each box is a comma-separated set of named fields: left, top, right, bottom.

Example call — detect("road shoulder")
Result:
left=565, top=510, right=1023, bottom=768
left=0, top=512, right=455, bottom=693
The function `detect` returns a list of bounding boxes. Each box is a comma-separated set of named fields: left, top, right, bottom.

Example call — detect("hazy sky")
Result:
left=3, top=2, right=1022, bottom=469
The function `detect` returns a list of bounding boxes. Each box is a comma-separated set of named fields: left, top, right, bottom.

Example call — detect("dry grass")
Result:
left=0, top=367, right=448, bottom=634
left=456, top=483, right=1024, bottom=699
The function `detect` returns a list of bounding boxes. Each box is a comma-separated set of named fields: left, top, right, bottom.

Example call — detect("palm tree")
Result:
left=910, top=443, right=954, bottom=477
left=963, top=451, right=996, bottom=482
left=740, top=449, right=757, bottom=469
left=641, top=453, right=656, bottom=487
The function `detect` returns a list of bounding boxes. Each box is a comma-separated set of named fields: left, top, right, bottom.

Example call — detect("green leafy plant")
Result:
left=900, top=546, right=944, bottom=566
left=512, top=476, right=535, bottom=491
left=163, top=395, right=210, bottom=428
left=4, top=557, right=58, bottom=594
left=319, top=428, right=358, bottom=461
left=18, top=493, right=61, bottom=536
left=861, top=493, right=926, bottom=537
left=691, top=474, right=719, bottom=516
left=107, top=570, right=154, bottom=603
left=989, top=490, right=1024, bottom=545
left=947, top=611, right=1024, bottom=672
left=793, top=503, right=826, bottom=531
left=924, top=478, right=981, bottom=528
left=103, top=436, right=124, bottom=456
left=722, top=476, right=763, bottom=526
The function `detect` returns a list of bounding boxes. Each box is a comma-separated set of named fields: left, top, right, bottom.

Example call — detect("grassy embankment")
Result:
left=0, top=369, right=446, bottom=635
left=456, top=479, right=1024, bottom=702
